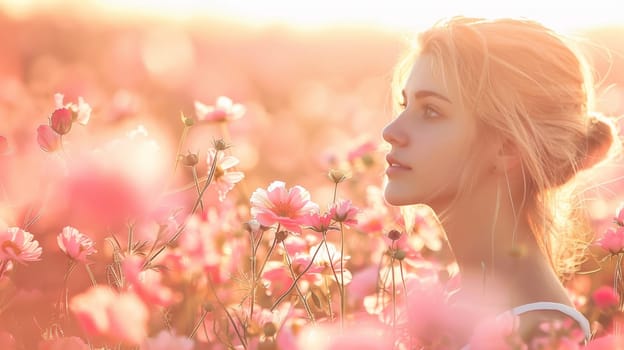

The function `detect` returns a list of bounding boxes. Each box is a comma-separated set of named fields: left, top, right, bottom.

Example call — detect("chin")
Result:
left=383, top=187, right=415, bottom=206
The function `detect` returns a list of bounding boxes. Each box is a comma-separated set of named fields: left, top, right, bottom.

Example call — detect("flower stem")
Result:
left=189, top=305, right=210, bottom=339
left=270, top=234, right=326, bottom=311
left=281, top=241, right=315, bottom=322
left=206, top=273, right=247, bottom=349
left=190, top=149, right=220, bottom=215
left=322, top=237, right=344, bottom=329
left=61, top=260, right=77, bottom=317
left=256, top=225, right=281, bottom=283
left=191, top=165, right=204, bottom=212
left=84, top=264, right=97, bottom=287
left=339, top=222, right=346, bottom=329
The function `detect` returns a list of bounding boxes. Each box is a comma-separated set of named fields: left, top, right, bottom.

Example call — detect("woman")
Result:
left=382, top=16, right=620, bottom=342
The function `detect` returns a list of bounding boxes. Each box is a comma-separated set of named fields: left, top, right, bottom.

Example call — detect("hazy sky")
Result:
left=2, top=0, right=623, bottom=33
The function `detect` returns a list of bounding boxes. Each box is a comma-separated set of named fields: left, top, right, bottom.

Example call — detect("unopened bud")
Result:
left=387, top=229, right=402, bottom=241
left=50, top=108, right=73, bottom=135
left=263, top=322, right=277, bottom=337
left=37, top=125, right=62, bottom=152
left=328, top=169, right=349, bottom=184
left=392, top=249, right=406, bottom=260
left=213, top=139, right=228, bottom=151
left=181, top=112, right=194, bottom=127
left=244, top=219, right=261, bottom=233
left=182, top=152, right=199, bottom=166
left=258, top=339, right=277, bottom=350
left=275, top=230, right=288, bottom=243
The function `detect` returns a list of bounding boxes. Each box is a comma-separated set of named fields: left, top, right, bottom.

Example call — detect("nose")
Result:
left=382, top=117, right=406, bottom=146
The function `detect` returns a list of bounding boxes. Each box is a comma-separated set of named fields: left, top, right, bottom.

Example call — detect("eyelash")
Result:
left=398, top=101, right=442, bottom=118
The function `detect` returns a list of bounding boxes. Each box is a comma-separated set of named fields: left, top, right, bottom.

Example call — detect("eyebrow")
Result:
left=402, top=89, right=452, bottom=104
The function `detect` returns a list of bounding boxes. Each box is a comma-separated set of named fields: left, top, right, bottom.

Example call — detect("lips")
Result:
left=386, top=155, right=412, bottom=170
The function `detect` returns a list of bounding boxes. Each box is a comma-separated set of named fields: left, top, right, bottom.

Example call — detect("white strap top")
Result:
left=460, top=302, right=591, bottom=349
left=510, top=302, right=591, bottom=341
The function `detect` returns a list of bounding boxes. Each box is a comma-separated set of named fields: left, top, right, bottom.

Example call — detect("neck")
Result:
left=432, top=178, right=552, bottom=309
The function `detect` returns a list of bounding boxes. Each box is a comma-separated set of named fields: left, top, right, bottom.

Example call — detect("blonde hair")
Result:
left=392, top=17, right=621, bottom=278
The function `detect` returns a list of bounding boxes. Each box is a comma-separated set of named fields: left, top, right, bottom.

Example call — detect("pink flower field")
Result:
left=2, top=5, right=624, bottom=350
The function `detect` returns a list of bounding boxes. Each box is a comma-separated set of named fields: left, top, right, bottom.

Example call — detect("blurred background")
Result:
left=2, top=1, right=624, bottom=238
left=1, top=0, right=623, bottom=194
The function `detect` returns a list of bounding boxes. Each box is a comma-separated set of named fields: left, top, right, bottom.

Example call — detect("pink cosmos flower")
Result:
left=122, top=255, right=178, bottom=306
left=57, top=226, right=97, bottom=263
left=38, top=336, right=89, bottom=350
left=585, top=335, right=624, bottom=349
left=592, top=285, right=619, bottom=310
left=310, top=242, right=352, bottom=285
left=301, top=211, right=334, bottom=232
left=297, top=319, right=393, bottom=350
left=596, top=227, right=624, bottom=254
left=37, top=125, right=62, bottom=152
left=70, top=285, right=149, bottom=345
left=0, top=227, right=42, bottom=264
left=347, top=140, right=377, bottom=163
left=142, top=330, right=194, bottom=350
left=50, top=108, right=73, bottom=135
left=194, top=96, right=245, bottom=122
left=469, top=312, right=526, bottom=350
left=250, top=181, right=319, bottom=234
left=330, top=199, right=359, bottom=226
left=207, top=149, right=244, bottom=201
left=262, top=259, right=323, bottom=296
left=530, top=318, right=585, bottom=349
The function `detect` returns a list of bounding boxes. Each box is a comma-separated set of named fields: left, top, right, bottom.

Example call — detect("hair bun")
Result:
left=578, top=113, right=619, bottom=171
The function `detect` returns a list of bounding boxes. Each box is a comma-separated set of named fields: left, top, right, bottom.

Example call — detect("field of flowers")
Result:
left=2, top=8, right=624, bottom=350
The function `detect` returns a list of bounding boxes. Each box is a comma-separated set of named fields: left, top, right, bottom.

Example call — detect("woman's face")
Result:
left=382, top=54, right=487, bottom=208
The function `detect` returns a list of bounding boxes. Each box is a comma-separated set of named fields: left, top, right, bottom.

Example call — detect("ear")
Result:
left=492, top=139, right=521, bottom=174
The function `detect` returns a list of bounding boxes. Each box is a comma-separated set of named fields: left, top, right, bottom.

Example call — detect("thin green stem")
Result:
left=191, top=165, right=204, bottom=212
left=61, top=260, right=77, bottom=317
left=206, top=275, right=247, bottom=349
left=322, top=237, right=344, bottom=329
left=172, top=125, right=189, bottom=175
left=270, top=234, right=327, bottom=311
left=255, top=224, right=281, bottom=282
left=84, top=264, right=97, bottom=287
left=339, top=222, right=346, bottom=329
left=189, top=306, right=210, bottom=339
left=190, top=149, right=220, bottom=215
left=281, top=241, right=315, bottom=322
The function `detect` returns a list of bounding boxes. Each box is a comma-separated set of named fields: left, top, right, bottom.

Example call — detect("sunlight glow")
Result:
left=1, top=0, right=623, bottom=33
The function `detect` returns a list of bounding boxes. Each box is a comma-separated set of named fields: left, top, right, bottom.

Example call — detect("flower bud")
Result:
left=328, top=168, right=349, bottom=184
left=37, top=125, right=62, bottom=152
left=50, top=108, right=73, bottom=135
left=244, top=219, right=261, bottom=233
left=182, top=152, right=199, bottom=166
left=275, top=230, right=288, bottom=243
left=213, top=139, right=228, bottom=151
left=387, top=229, right=402, bottom=241
left=392, top=249, right=406, bottom=260
left=263, top=322, right=277, bottom=337
left=181, top=111, right=194, bottom=127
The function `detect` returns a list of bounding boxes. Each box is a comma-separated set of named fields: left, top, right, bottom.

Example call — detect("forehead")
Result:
left=403, top=54, right=459, bottom=103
